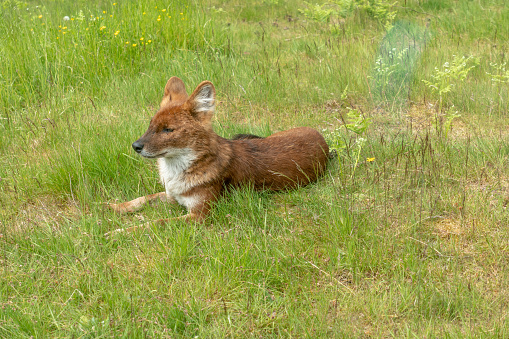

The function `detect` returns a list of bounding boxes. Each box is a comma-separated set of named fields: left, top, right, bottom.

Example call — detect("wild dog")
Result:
left=108, top=77, right=329, bottom=234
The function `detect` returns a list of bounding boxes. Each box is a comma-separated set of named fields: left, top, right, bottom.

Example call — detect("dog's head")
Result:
left=132, top=77, right=216, bottom=159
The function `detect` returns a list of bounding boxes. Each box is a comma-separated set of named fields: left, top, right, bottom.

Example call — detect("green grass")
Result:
left=1, top=0, right=509, bottom=337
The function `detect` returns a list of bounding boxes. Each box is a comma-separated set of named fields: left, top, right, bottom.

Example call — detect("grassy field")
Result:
left=1, top=0, right=509, bottom=337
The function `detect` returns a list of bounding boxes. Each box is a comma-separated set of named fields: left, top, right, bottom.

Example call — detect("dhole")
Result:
left=108, top=77, right=329, bottom=233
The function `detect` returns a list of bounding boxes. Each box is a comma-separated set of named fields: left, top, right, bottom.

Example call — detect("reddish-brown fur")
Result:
left=108, top=77, right=328, bottom=235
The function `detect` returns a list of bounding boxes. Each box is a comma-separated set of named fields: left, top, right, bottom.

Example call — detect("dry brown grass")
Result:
left=5, top=196, right=82, bottom=237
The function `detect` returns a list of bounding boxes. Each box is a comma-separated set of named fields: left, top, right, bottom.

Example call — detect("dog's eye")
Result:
left=163, top=128, right=174, bottom=133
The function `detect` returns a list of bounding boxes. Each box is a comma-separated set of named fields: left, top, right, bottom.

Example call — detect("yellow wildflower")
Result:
left=38, top=15, right=42, bottom=19
left=367, top=157, right=375, bottom=162
left=132, top=43, right=137, bottom=47
left=139, top=37, right=144, bottom=41
left=99, top=26, right=106, bottom=30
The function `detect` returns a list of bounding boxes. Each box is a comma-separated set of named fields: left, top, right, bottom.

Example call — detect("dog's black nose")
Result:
left=132, top=140, right=144, bottom=153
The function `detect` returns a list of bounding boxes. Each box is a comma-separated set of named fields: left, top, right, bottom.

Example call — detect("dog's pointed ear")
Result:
left=160, top=77, right=188, bottom=108
left=187, top=81, right=215, bottom=127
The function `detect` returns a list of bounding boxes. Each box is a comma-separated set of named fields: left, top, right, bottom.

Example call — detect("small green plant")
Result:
left=298, top=2, right=335, bottom=22
left=486, top=62, right=509, bottom=116
left=422, top=55, right=478, bottom=135
left=210, top=6, right=226, bottom=13
left=355, top=0, right=397, bottom=31
left=486, top=62, right=509, bottom=84
left=435, top=105, right=461, bottom=139
left=343, top=108, right=372, bottom=135
left=329, top=0, right=356, bottom=18
left=330, top=87, right=372, bottom=152
left=329, top=110, right=372, bottom=153
left=329, top=107, right=372, bottom=180
left=423, top=55, right=478, bottom=113
left=301, top=0, right=398, bottom=30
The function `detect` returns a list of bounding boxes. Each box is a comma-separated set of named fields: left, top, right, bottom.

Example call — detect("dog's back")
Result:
left=226, top=127, right=329, bottom=190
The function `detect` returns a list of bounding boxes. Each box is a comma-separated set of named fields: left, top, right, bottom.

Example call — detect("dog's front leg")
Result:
left=105, top=192, right=216, bottom=237
left=109, top=192, right=174, bottom=214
